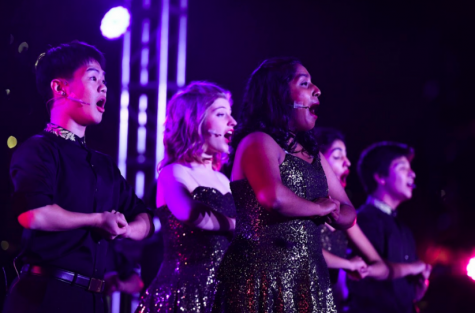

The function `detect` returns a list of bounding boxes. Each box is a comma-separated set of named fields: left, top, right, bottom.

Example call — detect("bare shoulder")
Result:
left=237, top=131, right=283, bottom=155
left=158, top=163, right=192, bottom=185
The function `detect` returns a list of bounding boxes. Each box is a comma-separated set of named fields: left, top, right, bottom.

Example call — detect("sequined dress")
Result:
left=136, top=187, right=236, bottom=313
left=212, top=153, right=337, bottom=313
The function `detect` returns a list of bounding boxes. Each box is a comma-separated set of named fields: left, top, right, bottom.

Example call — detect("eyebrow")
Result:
left=87, top=68, right=106, bottom=76
left=295, top=73, right=310, bottom=80
left=212, top=106, right=229, bottom=112
left=330, top=148, right=343, bottom=153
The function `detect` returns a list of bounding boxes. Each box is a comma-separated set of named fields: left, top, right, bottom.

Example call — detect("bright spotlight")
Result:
left=101, top=6, right=131, bottom=40
left=467, top=257, right=475, bottom=280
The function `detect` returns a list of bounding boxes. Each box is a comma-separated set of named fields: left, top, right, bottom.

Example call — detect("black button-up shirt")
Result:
left=10, top=124, right=150, bottom=279
left=347, top=203, right=418, bottom=313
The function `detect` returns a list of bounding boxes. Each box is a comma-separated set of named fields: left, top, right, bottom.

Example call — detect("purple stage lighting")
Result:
left=467, top=257, right=475, bottom=280
left=100, top=6, right=130, bottom=40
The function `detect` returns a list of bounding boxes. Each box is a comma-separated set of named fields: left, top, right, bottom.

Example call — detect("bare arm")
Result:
left=158, top=165, right=235, bottom=231
left=346, top=224, right=389, bottom=280
left=236, top=132, right=338, bottom=217
left=323, top=249, right=367, bottom=272
left=388, top=261, right=427, bottom=279
left=320, top=153, right=356, bottom=229
left=122, top=212, right=153, bottom=240
left=18, top=204, right=128, bottom=239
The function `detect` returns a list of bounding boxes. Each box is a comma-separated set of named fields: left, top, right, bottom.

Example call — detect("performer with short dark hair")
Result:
left=347, top=142, right=431, bottom=313
left=3, top=41, right=153, bottom=313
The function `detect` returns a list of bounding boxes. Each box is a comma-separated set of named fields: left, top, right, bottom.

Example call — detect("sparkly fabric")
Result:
left=136, top=186, right=236, bottom=313
left=44, top=123, right=85, bottom=143
left=212, top=153, right=337, bottom=313
left=319, top=225, right=348, bottom=284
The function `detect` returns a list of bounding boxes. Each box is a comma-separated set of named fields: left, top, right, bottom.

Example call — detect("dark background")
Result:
left=1, top=0, right=475, bottom=311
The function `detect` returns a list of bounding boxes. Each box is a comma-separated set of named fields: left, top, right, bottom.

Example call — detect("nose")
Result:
left=312, top=85, right=321, bottom=97
left=99, top=82, right=107, bottom=94
left=229, top=115, right=237, bottom=127
left=409, top=168, right=416, bottom=178
left=344, top=156, right=351, bottom=167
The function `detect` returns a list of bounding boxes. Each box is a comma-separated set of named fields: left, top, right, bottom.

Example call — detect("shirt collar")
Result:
left=367, top=196, right=395, bottom=216
left=44, top=123, right=86, bottom=145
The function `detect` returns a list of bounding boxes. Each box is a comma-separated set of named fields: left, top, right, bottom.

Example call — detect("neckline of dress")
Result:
left=231, top=153, right=317, bottom=185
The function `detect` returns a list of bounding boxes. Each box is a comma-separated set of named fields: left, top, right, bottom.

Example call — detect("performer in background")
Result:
left=4, top=41, right=153, bottom=313
left=347, top=142, right=431, bottom=313
left=314, top=128, right=389, bottom=312
left=135, top=82, right=237, bottom=313
left=212, top=57, right=356, bottom=313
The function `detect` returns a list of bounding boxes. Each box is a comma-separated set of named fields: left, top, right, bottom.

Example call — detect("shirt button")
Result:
left=91, top=164, right=94, bottom=167
left=95, top=188, right=98, bottom=192
left=405, top=255, right=409, bottom=260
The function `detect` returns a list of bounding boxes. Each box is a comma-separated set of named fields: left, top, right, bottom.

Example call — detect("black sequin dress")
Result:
left=136, top=187, right=236, bottom=313
left=212, top=153, right=337, bottom=313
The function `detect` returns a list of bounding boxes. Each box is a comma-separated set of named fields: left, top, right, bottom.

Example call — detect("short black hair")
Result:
left=313, top=127, right=345, bottom=154
left=35, top=41, right=105, bottom=105
left=357, top=141, right=414, bottom=194
left=231, top=57, right=319, bottom=158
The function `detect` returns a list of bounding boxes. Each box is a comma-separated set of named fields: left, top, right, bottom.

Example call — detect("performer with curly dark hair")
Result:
left=212, top=57, right=356, bottom=313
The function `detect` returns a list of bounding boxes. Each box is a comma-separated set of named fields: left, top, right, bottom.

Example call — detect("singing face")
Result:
left=288, top=64, right=321, bottom=132
left=323, top=139, right=351, bottom=188
left=202, top=98, right=237, bottom=154
left=62, top=59, right=107, bottom=125
left=381, top=156, right=416, bottom=202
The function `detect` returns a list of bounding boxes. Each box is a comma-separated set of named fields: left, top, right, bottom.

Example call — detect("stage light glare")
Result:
left=466, top=257, right=475, bottom=280
left=7, top=136, right=17, bottom=149
left=101, top=6, right=130, bottom=39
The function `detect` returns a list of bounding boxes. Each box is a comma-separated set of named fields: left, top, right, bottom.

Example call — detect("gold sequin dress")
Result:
left=136, top=187, right=236, bottom=313
left=212, top=153, right=337, bottom=313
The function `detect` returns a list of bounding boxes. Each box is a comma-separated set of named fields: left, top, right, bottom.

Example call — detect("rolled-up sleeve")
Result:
left=10, top=136, right=56, bottom=216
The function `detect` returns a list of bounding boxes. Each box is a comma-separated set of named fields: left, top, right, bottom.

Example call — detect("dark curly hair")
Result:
left=231, top=57, right=319, bottom=157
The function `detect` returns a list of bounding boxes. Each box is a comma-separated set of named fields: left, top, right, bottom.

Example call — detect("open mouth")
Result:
left=224, top=130, right=233, bottom=142
left=309, top=104, right=319, bottom=118
left=96, top=99, right=106, bottom=112
left=407, top=182, right=416, bottom=189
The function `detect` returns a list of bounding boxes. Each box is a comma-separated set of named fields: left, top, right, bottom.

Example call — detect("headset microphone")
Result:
left=208, top=130, right=223, bottom=137
left=66, top=96, right=91, bottom=106
left=293, top=102, right=310, bottom=109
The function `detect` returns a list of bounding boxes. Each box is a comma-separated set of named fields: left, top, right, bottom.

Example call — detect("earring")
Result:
left=61, top=91, right=66, bottom=97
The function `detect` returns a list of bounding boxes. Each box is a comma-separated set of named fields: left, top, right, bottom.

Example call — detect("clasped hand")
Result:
left=97, top=210, right=129, bottom=240
left=314, top=196, right=340, bottom=223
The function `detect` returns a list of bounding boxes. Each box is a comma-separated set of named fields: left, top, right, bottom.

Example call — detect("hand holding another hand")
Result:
left=97, top=210, right=128, bottom=240
left=314, top=196, right=340, bottom=219
left=346, top=256, right=369, bottom=280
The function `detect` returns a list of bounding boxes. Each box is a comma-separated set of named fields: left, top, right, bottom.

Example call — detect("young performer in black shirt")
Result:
left=347, top=142, right=431, bottom=313
left=4, top=41, right=153, bottom=313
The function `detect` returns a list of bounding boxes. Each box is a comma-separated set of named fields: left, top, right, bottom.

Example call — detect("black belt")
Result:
left=21, top=264, right=105, bottom=293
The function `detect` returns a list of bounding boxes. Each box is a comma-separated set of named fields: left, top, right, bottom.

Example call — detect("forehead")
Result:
left=209, top=97, right=231, bottom=109
left=329, top=139, right=346, bottom=151
left=390, top=156, right=410, bottom=168
left=73, top=59, right=105, bottom=77
left=292, top=64, right=311, bottom=81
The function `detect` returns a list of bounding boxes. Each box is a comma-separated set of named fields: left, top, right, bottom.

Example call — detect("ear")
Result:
left=373, top=173, right=386, bottom=186
left=50, top=79, right=67, bottom=97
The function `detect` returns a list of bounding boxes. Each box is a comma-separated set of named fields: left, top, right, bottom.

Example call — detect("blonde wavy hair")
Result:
left=160, top=81, right=232, bottom=170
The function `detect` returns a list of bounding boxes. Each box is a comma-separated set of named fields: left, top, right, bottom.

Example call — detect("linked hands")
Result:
left=313, top=196, right=340, bottom=223
left=96, top=210, right=129, bottom=240
left=346, top=256, right=369, bottom=280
